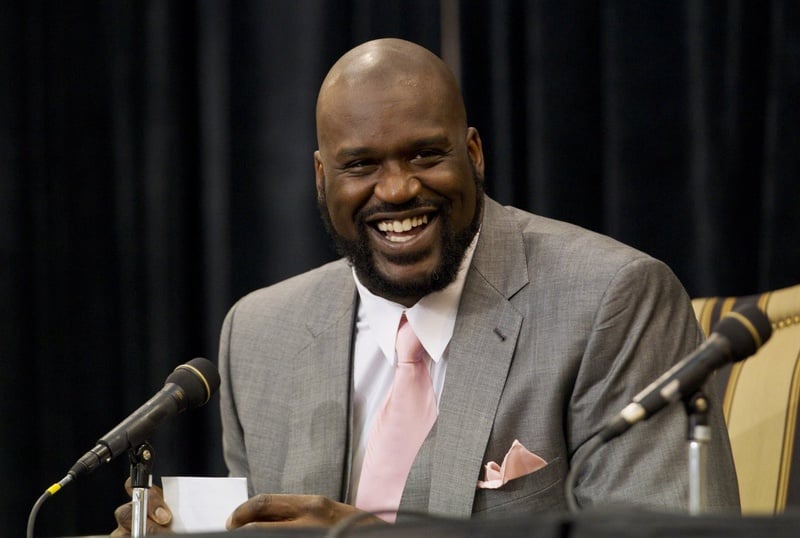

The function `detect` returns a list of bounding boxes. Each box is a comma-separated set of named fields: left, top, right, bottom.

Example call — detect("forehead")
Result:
left=318, top=77, right=458, bottom=152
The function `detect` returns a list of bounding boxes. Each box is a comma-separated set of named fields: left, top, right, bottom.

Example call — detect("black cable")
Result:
left=27, top=475, right=73, bottom=538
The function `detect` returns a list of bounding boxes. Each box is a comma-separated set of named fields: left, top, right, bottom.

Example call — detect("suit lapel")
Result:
left=425, top=198, right=530, bottom=516
left=282, top=272, right=357, bottom=501
left=285, top=199, right=527, bottom=512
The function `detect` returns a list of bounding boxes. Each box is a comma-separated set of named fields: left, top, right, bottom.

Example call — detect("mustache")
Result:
left=355, top=198, right=445, bottom=224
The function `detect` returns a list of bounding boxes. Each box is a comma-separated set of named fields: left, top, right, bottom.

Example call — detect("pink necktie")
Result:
left=355, top=314, right=437, bottom=522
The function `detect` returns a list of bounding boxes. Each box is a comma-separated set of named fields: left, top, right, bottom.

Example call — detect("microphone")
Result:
left=26, top=358, right=220, bottom=538
left=599, top=305, right=772, bottom=443
left=68, top=357, right=221, bottom=479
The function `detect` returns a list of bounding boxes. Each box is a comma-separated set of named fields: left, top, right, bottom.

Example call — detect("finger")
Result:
left=146, top=520, right=173, bottom=535
left=228, top=494, right=299, bottom=528
left=117, top=483, right=171, bottom=527
left=145, top=485, right=171, bottom=526
left=114, top=503, right=132, bottom=532
left=237, top=520, right=307, bottom=529
left=112, top=502, right=173, bottom=535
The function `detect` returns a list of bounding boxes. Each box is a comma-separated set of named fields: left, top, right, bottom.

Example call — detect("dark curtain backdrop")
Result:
left=2, top=1, right=798, bottom=536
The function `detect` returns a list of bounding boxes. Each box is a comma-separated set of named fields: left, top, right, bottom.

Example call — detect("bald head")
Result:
left=316, top=39, right=467, bottom=144
left=312, top=39, right=484, bottom=306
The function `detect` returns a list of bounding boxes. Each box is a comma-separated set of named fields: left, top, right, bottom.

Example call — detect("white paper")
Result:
left=162, top=476, right=248, bottom=533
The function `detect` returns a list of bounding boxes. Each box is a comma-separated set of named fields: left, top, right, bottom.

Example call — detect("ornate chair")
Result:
left=692, top=283, right=800, bottom=514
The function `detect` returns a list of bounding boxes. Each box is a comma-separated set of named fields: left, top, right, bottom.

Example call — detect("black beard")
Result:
left=317, top=171, right=484, bottom=302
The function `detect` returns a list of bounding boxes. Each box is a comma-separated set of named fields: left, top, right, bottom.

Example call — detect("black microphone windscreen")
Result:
left=713, top=305, right=772, bottom=360
left=165, top=357, right=221, bottom=408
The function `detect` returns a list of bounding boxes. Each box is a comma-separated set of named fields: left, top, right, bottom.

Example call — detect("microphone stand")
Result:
left=129, top=442, right=154, bottom=537
left=684, top=391, right=710, bottom=515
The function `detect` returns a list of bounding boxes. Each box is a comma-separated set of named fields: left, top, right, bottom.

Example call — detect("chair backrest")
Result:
left=692, top=283, right=800, bottom=514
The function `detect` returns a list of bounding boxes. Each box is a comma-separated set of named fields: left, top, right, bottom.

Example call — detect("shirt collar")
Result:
left=353, top=231, right=480, bottom=365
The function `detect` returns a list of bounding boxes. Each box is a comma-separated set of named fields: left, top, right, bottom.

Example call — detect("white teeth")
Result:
left=377, top=214, right=429, bottom=233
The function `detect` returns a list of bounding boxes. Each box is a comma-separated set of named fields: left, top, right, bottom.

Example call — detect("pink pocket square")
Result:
left=476, top=439, right=548, bottom=489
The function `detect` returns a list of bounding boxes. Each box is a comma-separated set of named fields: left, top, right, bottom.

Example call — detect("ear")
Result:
left=466, top=127, right=485, bottom=180
left=314, top=150, right=325, bottom=200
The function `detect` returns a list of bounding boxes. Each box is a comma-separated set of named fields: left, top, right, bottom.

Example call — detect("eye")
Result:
left=411, top=149, right=444, bottom=164
left=342, top=159, right=377, bottom=175
left=414, top=149, right=438, bottom=159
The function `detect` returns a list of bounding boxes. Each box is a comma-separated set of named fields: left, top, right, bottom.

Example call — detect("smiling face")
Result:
left=314, top=40, right=485, bottom=307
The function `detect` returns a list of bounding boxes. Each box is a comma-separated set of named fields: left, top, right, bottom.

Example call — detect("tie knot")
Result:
left=396, top=315, right=425, bottom=364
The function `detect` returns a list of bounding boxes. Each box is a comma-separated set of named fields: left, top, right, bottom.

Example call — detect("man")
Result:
left=113, top=38, right=738, bottom=533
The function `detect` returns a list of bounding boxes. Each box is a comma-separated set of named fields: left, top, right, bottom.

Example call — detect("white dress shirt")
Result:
left=348, top=233, right=479, bottom=501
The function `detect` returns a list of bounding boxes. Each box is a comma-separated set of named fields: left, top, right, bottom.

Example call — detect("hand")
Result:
left=110, top=477, right=173, bottom=536
left=226, top=494, right=384, bottom=529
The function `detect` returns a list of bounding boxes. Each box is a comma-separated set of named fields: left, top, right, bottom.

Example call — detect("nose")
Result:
left=373, top=162, right=421, bottom=204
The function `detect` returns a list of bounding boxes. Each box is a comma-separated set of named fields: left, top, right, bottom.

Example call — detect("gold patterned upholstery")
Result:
left=692, top=283, right=800, bottom=514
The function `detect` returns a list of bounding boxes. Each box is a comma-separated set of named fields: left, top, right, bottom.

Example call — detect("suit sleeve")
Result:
left=218, top=301, right=254, bottom=496
left=568, top=256, right=740, bottom=512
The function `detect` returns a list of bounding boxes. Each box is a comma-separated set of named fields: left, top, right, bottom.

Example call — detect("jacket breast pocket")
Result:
left=471, top=457, right=567, bottom=516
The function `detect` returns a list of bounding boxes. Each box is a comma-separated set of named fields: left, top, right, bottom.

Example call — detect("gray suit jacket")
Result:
left=218, top=197, right=739, bottom=518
